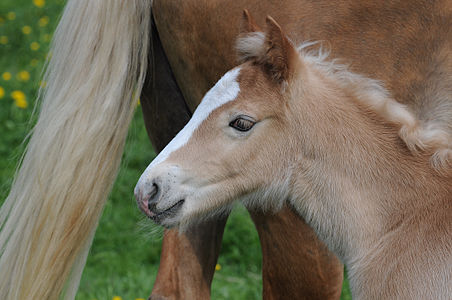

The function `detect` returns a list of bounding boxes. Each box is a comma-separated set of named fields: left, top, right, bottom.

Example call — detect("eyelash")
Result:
left=229, top=117, right=256, bottom=132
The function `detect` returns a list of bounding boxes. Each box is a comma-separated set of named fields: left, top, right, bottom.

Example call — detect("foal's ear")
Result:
left=240, top=9, right=261, bottom=33
left=261, top=16, right=298, bottom=83
left=236, top=10, right=265, bottom=63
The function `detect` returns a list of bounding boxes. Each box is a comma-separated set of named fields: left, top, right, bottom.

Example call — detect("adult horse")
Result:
left=137, top=7, right=452, bottom=300
left=0, top=0, right=451, bottom=299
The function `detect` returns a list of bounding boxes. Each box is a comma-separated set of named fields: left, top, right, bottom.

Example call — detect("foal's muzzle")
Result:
left=134, top=165, right=186, bottom=225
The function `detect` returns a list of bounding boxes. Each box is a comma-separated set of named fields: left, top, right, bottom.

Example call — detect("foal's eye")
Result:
left=229, top=117, right=256, bottom=132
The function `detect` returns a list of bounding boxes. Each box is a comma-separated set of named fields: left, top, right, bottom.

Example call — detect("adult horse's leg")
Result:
left=140, top=17, right=228, bottom=299
left=250, top=207, right=343, bottom=300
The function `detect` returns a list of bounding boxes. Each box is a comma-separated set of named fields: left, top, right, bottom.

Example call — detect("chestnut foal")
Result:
left=136, top=16, right=452, bottom=300
left=148, top=1, right=452, bottom=298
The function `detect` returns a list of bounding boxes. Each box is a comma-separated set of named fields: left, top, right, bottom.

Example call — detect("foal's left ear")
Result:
left=236, top=10, right=265, bottom=63
left=240, top=9, right=261, bottom=34
left=261, top=16, right=298, bottom=83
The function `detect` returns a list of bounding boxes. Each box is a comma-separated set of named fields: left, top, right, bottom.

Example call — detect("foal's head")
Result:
left=135, top=11, right=451, bottom=228
left=135, top=14, right=305, bottom=227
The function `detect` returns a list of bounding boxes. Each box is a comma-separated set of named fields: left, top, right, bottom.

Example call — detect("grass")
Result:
left=0, top=1, right=351, bottom=299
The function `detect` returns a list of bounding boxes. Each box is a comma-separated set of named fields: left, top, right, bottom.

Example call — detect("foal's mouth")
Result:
left=148, top=199, right=185, bottom=224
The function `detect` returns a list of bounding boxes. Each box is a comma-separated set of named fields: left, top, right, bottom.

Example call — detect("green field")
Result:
left=0, top=1, right=351, bottom=299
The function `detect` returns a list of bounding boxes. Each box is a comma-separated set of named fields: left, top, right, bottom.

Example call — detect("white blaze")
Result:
left=136, top=67, right=241, bottom=187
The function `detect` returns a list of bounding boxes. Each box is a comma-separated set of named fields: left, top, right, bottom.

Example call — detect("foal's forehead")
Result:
left=200, top=63, right=272, bottom=112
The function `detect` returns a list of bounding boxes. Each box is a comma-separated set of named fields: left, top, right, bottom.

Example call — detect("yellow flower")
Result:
left=135, top=298, right=146, bottom=300
left=0, top=17, right=5, bottom=24
left=0, top=36, right=8, bottom=45
left=7, top=12, right=16, bottom=20
left=16, top=98, right=28, bottom=108
left=12, top=90, right=25, bottom=100
left=0, top=86, right=4, bottom=99
left=18, top=71, right=30, bottom=81
left=22, top=25, right=32, bottom=35
left=38, top=16, right=49, bottom=27
left=30, top=59, right=39, bottom=67
left=33, top=0, right=45, bottom=8
left=30, top=42, right=40, bottom=51
left=215, top=263, right=221, bottom=271
left=2, top=72, right=12, bottom=81
left=112, top=297, right=122, bottom=300
left=43, top=33, right=51, bottom=42
left=11, top=90, right=28, bottom=109
left=39, top=80, right=46, bottom=88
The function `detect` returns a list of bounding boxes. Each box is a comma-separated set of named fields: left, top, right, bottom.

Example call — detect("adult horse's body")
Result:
left=137, top=6, right=452, bottom=300
left=1, top=0, right=451, bottom=299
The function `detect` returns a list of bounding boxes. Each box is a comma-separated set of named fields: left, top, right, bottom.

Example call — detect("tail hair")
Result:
left=0, top=1, right=150, bottom=299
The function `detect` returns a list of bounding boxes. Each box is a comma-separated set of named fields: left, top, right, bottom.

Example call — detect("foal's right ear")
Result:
left=261, top=16, right=298, bottom=84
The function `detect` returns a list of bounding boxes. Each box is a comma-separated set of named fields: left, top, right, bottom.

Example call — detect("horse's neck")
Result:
left=287, top=67, right=446, bottom=272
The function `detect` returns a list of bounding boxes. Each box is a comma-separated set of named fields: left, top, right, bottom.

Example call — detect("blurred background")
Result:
left=0, top=1, right=350, bottom=299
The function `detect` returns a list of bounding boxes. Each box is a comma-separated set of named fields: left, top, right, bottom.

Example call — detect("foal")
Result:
left=135, top=16, right=452, bottom=299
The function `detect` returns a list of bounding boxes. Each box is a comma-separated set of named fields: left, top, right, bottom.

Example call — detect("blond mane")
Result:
left=237, top=33, right=452, bottom=172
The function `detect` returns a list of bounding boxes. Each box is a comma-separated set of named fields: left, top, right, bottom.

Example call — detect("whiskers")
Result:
left=135, top=214, right=165, bottom=242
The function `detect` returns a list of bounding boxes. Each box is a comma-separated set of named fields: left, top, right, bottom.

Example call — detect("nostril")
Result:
left=150, top=182, right=158, bottom=199
left=148, top=182, right=159, bottom=211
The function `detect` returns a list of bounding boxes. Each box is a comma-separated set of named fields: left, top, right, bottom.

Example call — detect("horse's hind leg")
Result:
left=250, top=206, right=344, bottom=300
left=140, top=16, right=227, bottom=300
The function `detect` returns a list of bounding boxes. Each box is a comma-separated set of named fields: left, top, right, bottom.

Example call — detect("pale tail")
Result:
left=0, top=1, right=150, bottom=299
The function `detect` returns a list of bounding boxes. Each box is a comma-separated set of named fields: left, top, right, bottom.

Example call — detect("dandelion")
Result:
left=30, top=42, right=40, bottom=51
left=112, top=297, right=122, bottom=300
left=31, top=59, right=39, bottom=67
left=135, top=298, right=146, bottom=300
left=33, top=0, right=45, bottom=8
left=7, top=12, right=16, bottom=20
left=12, top=91, right=25, bottom=100
left=0, top=17, right=5, bottom=24
left=16, top=98, right=28, bottom=108
left=18, top=71, right=30, bottom=81
left=43, top=33, right=51, bottom=42
left=2, top=72, right=12, bottom=81
left=0, top=36, right=8, bottom=45
left=38, top=16, right=49, bottom=27
left=215, top=263, right=221, bottom=271
left=22, top=25, right=32, bottom=35
left=0, top=86, right=4, bottom=99
left=11, top=90, right=28, bottom=109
